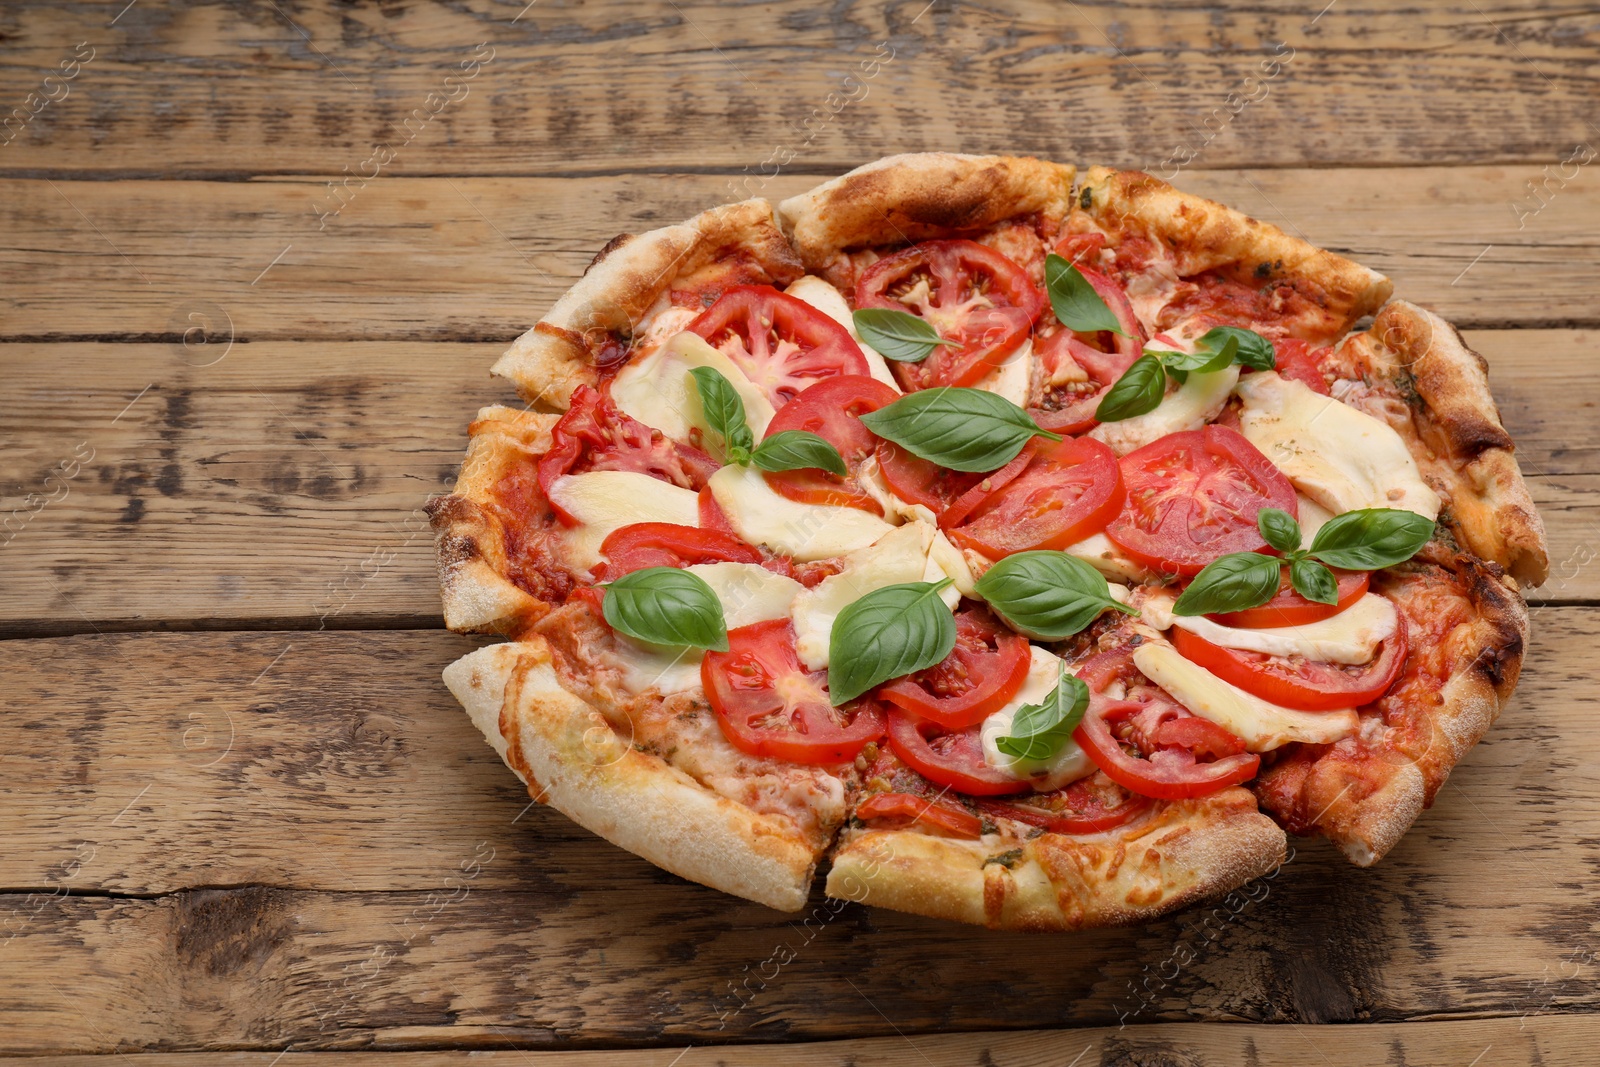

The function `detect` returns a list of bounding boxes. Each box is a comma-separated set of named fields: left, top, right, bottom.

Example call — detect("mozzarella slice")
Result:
left=1170, top=592, right=1397, bottom=665
left=708, top=463, right=893, bottom=562
left=1235, top=371, right=1441, bottom=520
left=613, top=637, right=706, bottom=696
left=1090, top=365, right=1239, bottom=457
left=791, top=523, right=938, bottom=670
left=1131, top=643, right=1358, bottom=751
left=855, top=453, right=938, bottom=526
left=980, top=646, right=1096, bottom=791
left=970, top=339, right=1033, bottom=408
left=784, top=275, right=901, bottom=392
left=1297, top=494, right=1334, bottom=548
left=629, top=297, right=702, bottom=360
left=610, top=331, right=775, bottom=445
left=548, top=471, right=700, bottom=571
left=1063, top=531, right=1150, bottom=582
left=927, top=529, right=979, bottom=598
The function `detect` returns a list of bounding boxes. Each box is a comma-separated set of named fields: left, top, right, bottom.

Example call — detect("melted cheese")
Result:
left=708, top=463, right=894, bottom=562
left=1131, top=643, right=1358, bottom=752
left=970, top=339, right=1033, bottom=408
left=1090, top=365, right=1239, bottom=457
left=548, top=471, right=700, bottom=570
left=979, top=645, right=1096, bottom=790
left=610, top=331, right=775, bottom=445
left=1235, top=371, right=1441, bottom=520
left=783, top=275, right=902, bottom=392
left=927, top=529, right=979, bottom=598
left=1171, top=592, right=1396, bottom=665
left=791, top=523, right=942, bottom=670
left=1063, top=531, right=1150, bottom=582
left=1297, top=494, right=1334, bottom=547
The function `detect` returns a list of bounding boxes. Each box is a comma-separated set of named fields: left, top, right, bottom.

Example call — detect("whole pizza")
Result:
left=427, top=154, right=1546, bottom=929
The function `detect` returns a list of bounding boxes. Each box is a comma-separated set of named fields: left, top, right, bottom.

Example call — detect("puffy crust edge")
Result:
left=823, top=787, right=1286, bottom=930
left=776, top=153, right=1077, bottom=272
left=444, top=638, right=817, bottom=911
left=1076, top=165, right=1393, bottom=333
left=491, top=199, right=803, bottom=410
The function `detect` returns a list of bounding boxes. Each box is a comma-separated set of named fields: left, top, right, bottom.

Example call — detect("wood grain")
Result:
left=1, top=2, right=1596, bottom=177
left=3, top=167, right=1599, bottom=343
left=0, top=612, right=1593, bottom=1048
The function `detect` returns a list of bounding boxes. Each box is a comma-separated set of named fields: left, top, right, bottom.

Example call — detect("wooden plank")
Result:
left=0, top=330, right=1590, bottom=634
left=0, top=612, right=1594, bottom=1047
left=3, top=168, right=1600, bottom=343
left=0, top=1016, right=1593, bottom=1064
left=0, top=2, right=1595, bottom=176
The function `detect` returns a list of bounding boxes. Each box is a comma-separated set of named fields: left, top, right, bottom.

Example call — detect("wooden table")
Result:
left=2, top=2, right=1596, bottom=1063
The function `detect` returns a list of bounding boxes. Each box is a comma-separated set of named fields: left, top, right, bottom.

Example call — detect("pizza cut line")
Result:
left=427, top=154, right=1546, bottom=929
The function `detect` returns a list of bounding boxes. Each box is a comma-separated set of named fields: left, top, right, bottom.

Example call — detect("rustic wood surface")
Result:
left=3, top=0, right=1598, bottom=1062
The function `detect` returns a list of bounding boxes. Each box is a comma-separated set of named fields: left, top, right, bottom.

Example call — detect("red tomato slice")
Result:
left=687, top=285, right=870, bottom=408
left=878, top=609, right=1032, bottom=729
left=1210, top=568, right=1369, bottom=628
left=876, top=441, right=986, bottom=513
left=1170, top=616, right=1409, bottom=712
left=1270, top=338, right=1332, bottom=396
left=885, top=710, right=1029, bottom=797
left=1072, top=648, right=1260, bottom=800
left=936, top=445, right=1037, bottom=528
left=538, top=385, right=719, bottom=515
left=1105, top=425, right=1297, bottom=578
left=855, top=239, right=1045, bottom=390
left=702, top=619, right=885, bottom=764
left=597, top=522, right=762, bottom=580
left=975, top=773, right=1153, bottom=835
left=854, top=792, right=983, bottom=839
left=698, top=486, right=737, bottom=534
left=946, top=437, right=1124, bottom=558
left=1029, top=259, right=1145, bottom=434
left=761, top=374, right=899, bottom=511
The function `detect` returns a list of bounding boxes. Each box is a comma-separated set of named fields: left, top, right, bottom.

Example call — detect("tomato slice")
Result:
left=854, top=791, right=983, bottom=839
left=702, top=619, right=885, bottom=764
left=1072, top=648, right=1260, bottom=800
left=687, top=285, right=870, bottom=408
left=975, top=773, right=1153, bottom=834
left=936, top=445, right=1037, bottom=528
left=879, top=609, right=1032, bottom=729
left=1029, top=257, right=1144, bottom=434
left=855, top=239, right=1045, bottom=390
left=698, top=485, right=736, bottom=534
left=946, top=437, right=1124, bottom=558
left=1210, top=568, right=1369, bottom=628
left=538, top=385, right=719, bottom=513
left=1270, top=338, right=1332, bottom=396
left=876, top=441, right=985, bottom=513
left=761, top=374, right=899, bottom=511
left=1170, top=616, right=1409, bottom=712
left=597, top=522, right=762, bottom=580
left=885, top=710, right=1029, bottom=797
left=1105, top=425, right=1297, bottom=578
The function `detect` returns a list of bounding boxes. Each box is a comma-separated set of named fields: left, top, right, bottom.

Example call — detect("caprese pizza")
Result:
left=428, top=154, right=1546, bottom=929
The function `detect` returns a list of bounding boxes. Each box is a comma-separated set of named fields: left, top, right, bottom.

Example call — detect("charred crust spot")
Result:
left=586, top=232, right=634, bottom=274
left=1443, top=416, right=1515, bottom=459
left=439, top=532, right=484, bottom=569
left=1458, top=553, right=1528, bottom=693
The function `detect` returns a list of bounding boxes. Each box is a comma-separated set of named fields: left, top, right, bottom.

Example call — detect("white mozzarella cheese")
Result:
left=708, top=463, right=894, bottom=562
left=970, top=339, right=1034, bottom=408
left=783, top=275, right=902, bottom=392
left=609, top=331, right=775, bottom=445
left=791, top=523, right=938, bottom=670
left=1090, top=365, right=1240, bottom=457
left=979, top=645, right=1096, bottom=790
left=1235, top=371, right=1441, bottom=520
left=1169, top=592, right=1397, bottom=665
left=926, top=529, right=979, bottom=598
left=548, top=471, right=700, bottom=571
left=855, top=454, right=938, bottom=526
left=629, top=298, right=702, bottom=360
left=1063, top=531, right=1150, bottom=582
left=1297, top=494, right=1334, bottom=548
left=613, top=637, right=706, bottom=696
left=1131, top=643, right=1359, bottom=752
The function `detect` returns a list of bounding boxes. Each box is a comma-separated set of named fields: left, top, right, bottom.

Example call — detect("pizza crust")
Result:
left=492, top=198, right=803, bottom=409
left=445, top=638, right=819, bottom=912
left=824, top=787, right=1286, bottom=930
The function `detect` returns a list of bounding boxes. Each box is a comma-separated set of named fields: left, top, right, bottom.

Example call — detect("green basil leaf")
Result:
left=852, top=308, right=952, bottom=362
left=751, top=430, right=847, bottom=475
left=827, top=579, right=957, bottom=705
left=858, top=387, right=1062, bottom=473
left=1289, top=558, right=1339, bottom=606
left=688, top=366, right=754, bottom=464
left=602, top=566, right=729, bottom=652
left=974, top=550, right=1136, bottom=640
left=1094, top=354, right=1168, bottom=422
left=1045, top=254, right=1129, bottom=336
left=1171, top=552, right=1283, bottom=616
left=1308, top=508, right=1436, bottom=570
left=995, top=668, right=1090, bottom=761
left=1257, top=507, right=1303, bottom=555
left=1159, top=339, right=1236, bottom=375
left=1200, top=326, right=1276, bottom=371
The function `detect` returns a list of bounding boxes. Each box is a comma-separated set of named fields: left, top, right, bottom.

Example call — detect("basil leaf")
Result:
left=751, top=430, right=847, bottom=476
left=974, top=550, right=1136, bottom=640
left=1159, top=340, right=1236, bottom=375
left=1171, top=552, right=1283, bottom=616
left=602, top=566, right=729, bottom=652
left=995, top=668, right=1090, bottom=761
left=858, top=387, right=1061, bottom=473
left=1308, top=508, right=1436, bottom=570
left=688, top=366, right=754, bottom=464
left=1257, top=507, right=1302, bottom=555
left=1095, top=354, right=1168, bottom=422
left=852, top=308, right=952, bottom=362
left=1045, top=254, right=1129, bottom=336
left=1200, top=326, right=1276, bottom=371
left=1290, top=558, right=1339, bottom=606
left=827, top=579, right=957, bottom=705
